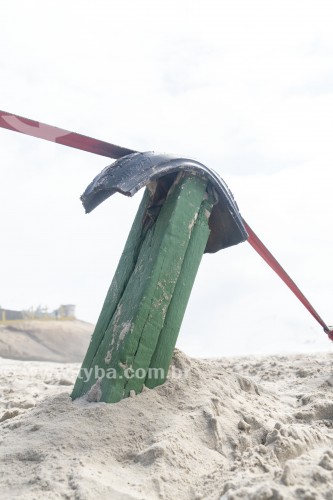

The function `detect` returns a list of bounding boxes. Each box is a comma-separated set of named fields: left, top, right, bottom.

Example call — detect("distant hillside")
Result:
left=0, top=320, right=94, bottom=362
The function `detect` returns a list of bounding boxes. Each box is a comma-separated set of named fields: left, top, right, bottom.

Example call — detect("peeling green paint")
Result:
left=72, top=174, right=214, bottom=403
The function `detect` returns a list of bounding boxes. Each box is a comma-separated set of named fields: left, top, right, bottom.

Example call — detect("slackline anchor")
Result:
left=71, top=152, right=247, bottom=403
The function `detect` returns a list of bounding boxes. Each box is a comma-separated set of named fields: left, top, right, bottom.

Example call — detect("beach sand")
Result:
left=0, top=320, right=94, bottom=363
left=0, top=349, right=332, bottom=499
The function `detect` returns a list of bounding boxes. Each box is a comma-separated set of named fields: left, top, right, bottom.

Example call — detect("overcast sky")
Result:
left=1, top=0, right=332, bottom=356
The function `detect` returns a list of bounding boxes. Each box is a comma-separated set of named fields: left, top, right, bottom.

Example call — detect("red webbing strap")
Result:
left=0, top=110, right=136, bottom=160
left=243, top=220, right=333, bottom=341
left=1, top=110, right=331, bottom=340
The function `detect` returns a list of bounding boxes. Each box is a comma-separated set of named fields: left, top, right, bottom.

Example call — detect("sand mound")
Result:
left=0, top=350, right=332, bottom=499
left=0, top=320, right=94, bottom=362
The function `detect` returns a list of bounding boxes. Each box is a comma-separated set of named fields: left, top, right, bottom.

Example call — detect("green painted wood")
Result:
left=144, top=191, right=215, bottom=389
left=72, top=173, right=213, bottom=404
left=71, top=189, right=151, bottom=399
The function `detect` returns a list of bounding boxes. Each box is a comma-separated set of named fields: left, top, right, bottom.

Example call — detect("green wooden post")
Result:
left=71, top=173, right=215, bottom=403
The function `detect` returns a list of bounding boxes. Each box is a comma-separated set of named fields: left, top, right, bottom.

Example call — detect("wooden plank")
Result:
left=144, top=191, right=215, bottom=389
left=72, top=174, right=212, bottom=403
left=71, top=189, right=151, bottom=399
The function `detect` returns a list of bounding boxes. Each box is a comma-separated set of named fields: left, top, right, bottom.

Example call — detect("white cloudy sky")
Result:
left=1, top=0, right=332, bottom=356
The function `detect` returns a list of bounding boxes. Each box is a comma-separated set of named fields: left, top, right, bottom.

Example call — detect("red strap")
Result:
left=243, top=220, right=333, bottom=341
left=1, top=110, right=331, bottom=341
left=0, top=110, right=136, bottom=159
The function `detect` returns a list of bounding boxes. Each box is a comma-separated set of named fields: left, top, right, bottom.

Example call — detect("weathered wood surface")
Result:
left=145, top=190, right=214, bottom=389
left=71, top=189, right=151, bottom=400
left=72, top=173, right=214, bottom=403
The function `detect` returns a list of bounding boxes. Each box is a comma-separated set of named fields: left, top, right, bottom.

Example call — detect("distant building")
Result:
left=0, top=304, right=76, bottom=322
left=56, top=305, right=76, bottom=319
left=0, top=307, right=25, bottom=321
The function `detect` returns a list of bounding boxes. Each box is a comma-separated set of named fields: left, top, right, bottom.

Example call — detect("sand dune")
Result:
left=0, top=349, right=332, bottom=499
left=0, top=320, right=94, bottom=362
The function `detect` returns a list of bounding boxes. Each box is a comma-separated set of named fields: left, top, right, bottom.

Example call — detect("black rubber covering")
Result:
left=81, top=152, right=248, bottom=253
